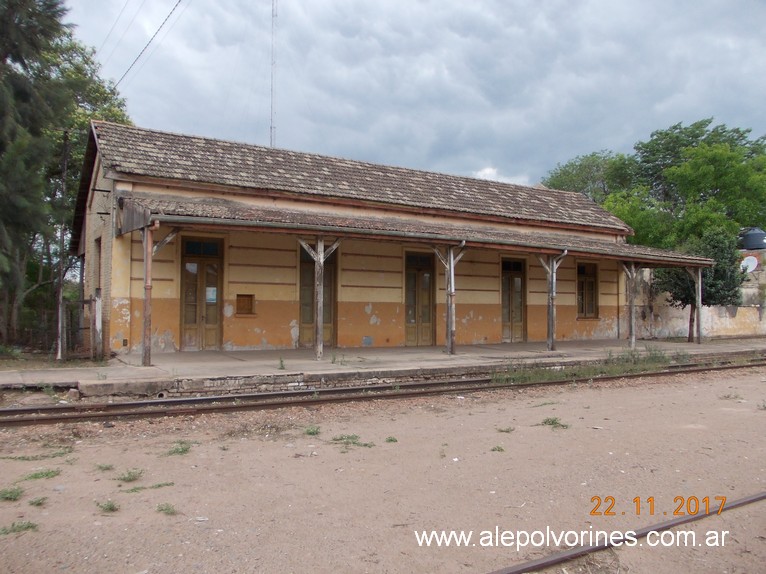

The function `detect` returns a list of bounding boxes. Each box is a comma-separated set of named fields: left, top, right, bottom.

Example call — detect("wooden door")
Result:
left=405, top=253, right=434, bottom=346
left=299, top=251, right=336, bottom=347
left=181, top=240, right=222, bottom=351
left=502, top=259, right=525, bottom=342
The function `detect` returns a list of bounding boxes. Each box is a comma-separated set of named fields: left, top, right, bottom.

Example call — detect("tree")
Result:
left=0, top=0, right=129, bottom=346
left=664, top=143, right=766, bottom=230
left=653, top=228, right=745, bottom=341
left=541, top=150, right=634, bottom=204
left=633, top=118, right=766, bottom=210
left=601, top=187, right=675, bottom=248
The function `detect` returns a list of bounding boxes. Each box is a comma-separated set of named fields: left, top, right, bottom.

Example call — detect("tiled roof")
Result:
left=92, top=121, right=632, bottom=234
left=121, top=192, right=712, bottom=267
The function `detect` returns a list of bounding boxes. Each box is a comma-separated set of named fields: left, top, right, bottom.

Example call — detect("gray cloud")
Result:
left=67, top=0, right=766, bottom=184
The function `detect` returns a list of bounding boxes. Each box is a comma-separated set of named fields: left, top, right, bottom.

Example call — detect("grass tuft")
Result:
left=331, top=434, right=375, bottom=448
left=0, top=521, right=37, bottom=535
left=539, top=417, right=570, bottom=430
left=304, top=425, right=321, bottom=436
left=96, top=500, right=119, bottom=512
left=490, top=445, right=505, bottom=452
left=0, top=486, right=23, bottom=501
left=385, top=436, right=398, bottom=443
left=165, top=440, right=192, bottom=456
left=28, top=497, right=47, bottom=507
left=497, top=426, right=515, bottom=433
left=116, top=468, right=144, bottom=483
left=95, top=463, right=114, bottom=471
left=156, top=502, right=177, bottom=515
left=125, top=482, right=174, bottom=494
left=1, top=446, right=73, bottom=462
left=22, top=469, right=61, bottom=481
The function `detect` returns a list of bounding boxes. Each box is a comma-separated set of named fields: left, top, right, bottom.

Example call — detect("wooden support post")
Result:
left=537, top=250, right=567, bottom=352
left=621, top=262, right=639, bottom=350
left=433, top=242, right=466, bottom=355
left=686, top=267, right=703, bottom=344
left=299, top=237, right=341, bottom=360
left=142, top=224, right=156, bottom=366
left=314, top=237, right=325, bottom=360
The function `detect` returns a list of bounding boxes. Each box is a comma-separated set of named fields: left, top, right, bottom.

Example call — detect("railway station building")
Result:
left=71, top=122, right=712, bottom=365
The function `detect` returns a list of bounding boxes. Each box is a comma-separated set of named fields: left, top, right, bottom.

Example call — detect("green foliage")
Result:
left=0, top=0, right=129, bottom=346
left=542, top=150, right=633, bottom=203
left=545, top=119, right=766, bottom=288
left=539, top=417, right=569, bottom=430
left=0, top=521, right=38, bottom=535
left=96, top=500, right=119, bottom=512
left=654, top=228, right=745, bottom=310
left=116, top=468, right=143, bottom=482
left=165, top=440, right=192, bottom=456
left=156, top=502, right=177, bottom=515
left=22, top=468, right=61, bottom=480
left=602, top=187, right=675, bottom=247
left=0, top=485, right=23, bottom=501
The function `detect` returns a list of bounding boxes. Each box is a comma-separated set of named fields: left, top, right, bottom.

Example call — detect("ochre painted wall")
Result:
left=107, top=228, right=625, bottom=353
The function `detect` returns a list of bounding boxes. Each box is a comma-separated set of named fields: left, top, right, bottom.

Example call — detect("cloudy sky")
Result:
left=66, top=0, right=766, bottom=186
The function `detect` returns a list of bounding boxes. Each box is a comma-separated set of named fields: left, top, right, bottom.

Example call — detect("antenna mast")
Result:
left=270, top=0, right=277, bottom=147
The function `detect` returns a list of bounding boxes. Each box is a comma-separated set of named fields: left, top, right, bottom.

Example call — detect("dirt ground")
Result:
left=0, top=369, right=764, bottom=574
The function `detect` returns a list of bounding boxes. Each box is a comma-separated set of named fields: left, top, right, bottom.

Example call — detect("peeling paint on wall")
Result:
left=223, top=303, right=234, bottom=318
left=289, top=319, right=299, bottom=348
left=369, top=314, right=381, bottom=325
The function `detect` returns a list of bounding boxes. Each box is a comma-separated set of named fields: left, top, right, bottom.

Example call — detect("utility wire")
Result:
left=122, top=0, right=193, bottom=89
left=115, top=0, right=184, bottom=88
left=96, top=0, right=133, bottom=57
left=102, top=0, right=149, bottom=67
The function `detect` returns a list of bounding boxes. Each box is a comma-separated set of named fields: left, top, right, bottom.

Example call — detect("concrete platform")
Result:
left=2, top=338, right=766, bottom=398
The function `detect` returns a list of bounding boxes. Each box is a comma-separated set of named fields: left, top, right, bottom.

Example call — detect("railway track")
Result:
left=1, top=359, right=764, bottom=427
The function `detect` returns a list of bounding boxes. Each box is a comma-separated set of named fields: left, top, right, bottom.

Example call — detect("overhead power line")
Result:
left=115, top=0, right=184, bottom=88
left=96, top=0, right=133, bottom=57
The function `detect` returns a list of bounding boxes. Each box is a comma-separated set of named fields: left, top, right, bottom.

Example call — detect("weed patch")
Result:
left=0, top=486, right=23, bottom=501
left=304, top=425, right=321, bottom=436
left=96, top=500, right=119, bottom=512
left=116, top=468, right=144, bottom=483
left=156, top=502, right=177, bottom=515
left=1, top=446, right=73, bottom=462
left=385, top=436, right=398, bottom=443
left=0, top=521, right=37, bottom=535
left=95, top=463, right=114, bottom=471
left=125, top=482, right=174, bottom=494
left=492, top=346, right=673, bottom=386
left=497, top=426, right=515, bottom=433
left=165, top=440, right=192, bottom=456
left=331, top=434, right=375, bottom=449
left=28, top=497, right=47, bottom=507
left=22, top=469, right=61, bottom=481
left=490, top=445, right=505, bottom=452
left=538, top=417, right=570, bottom=430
